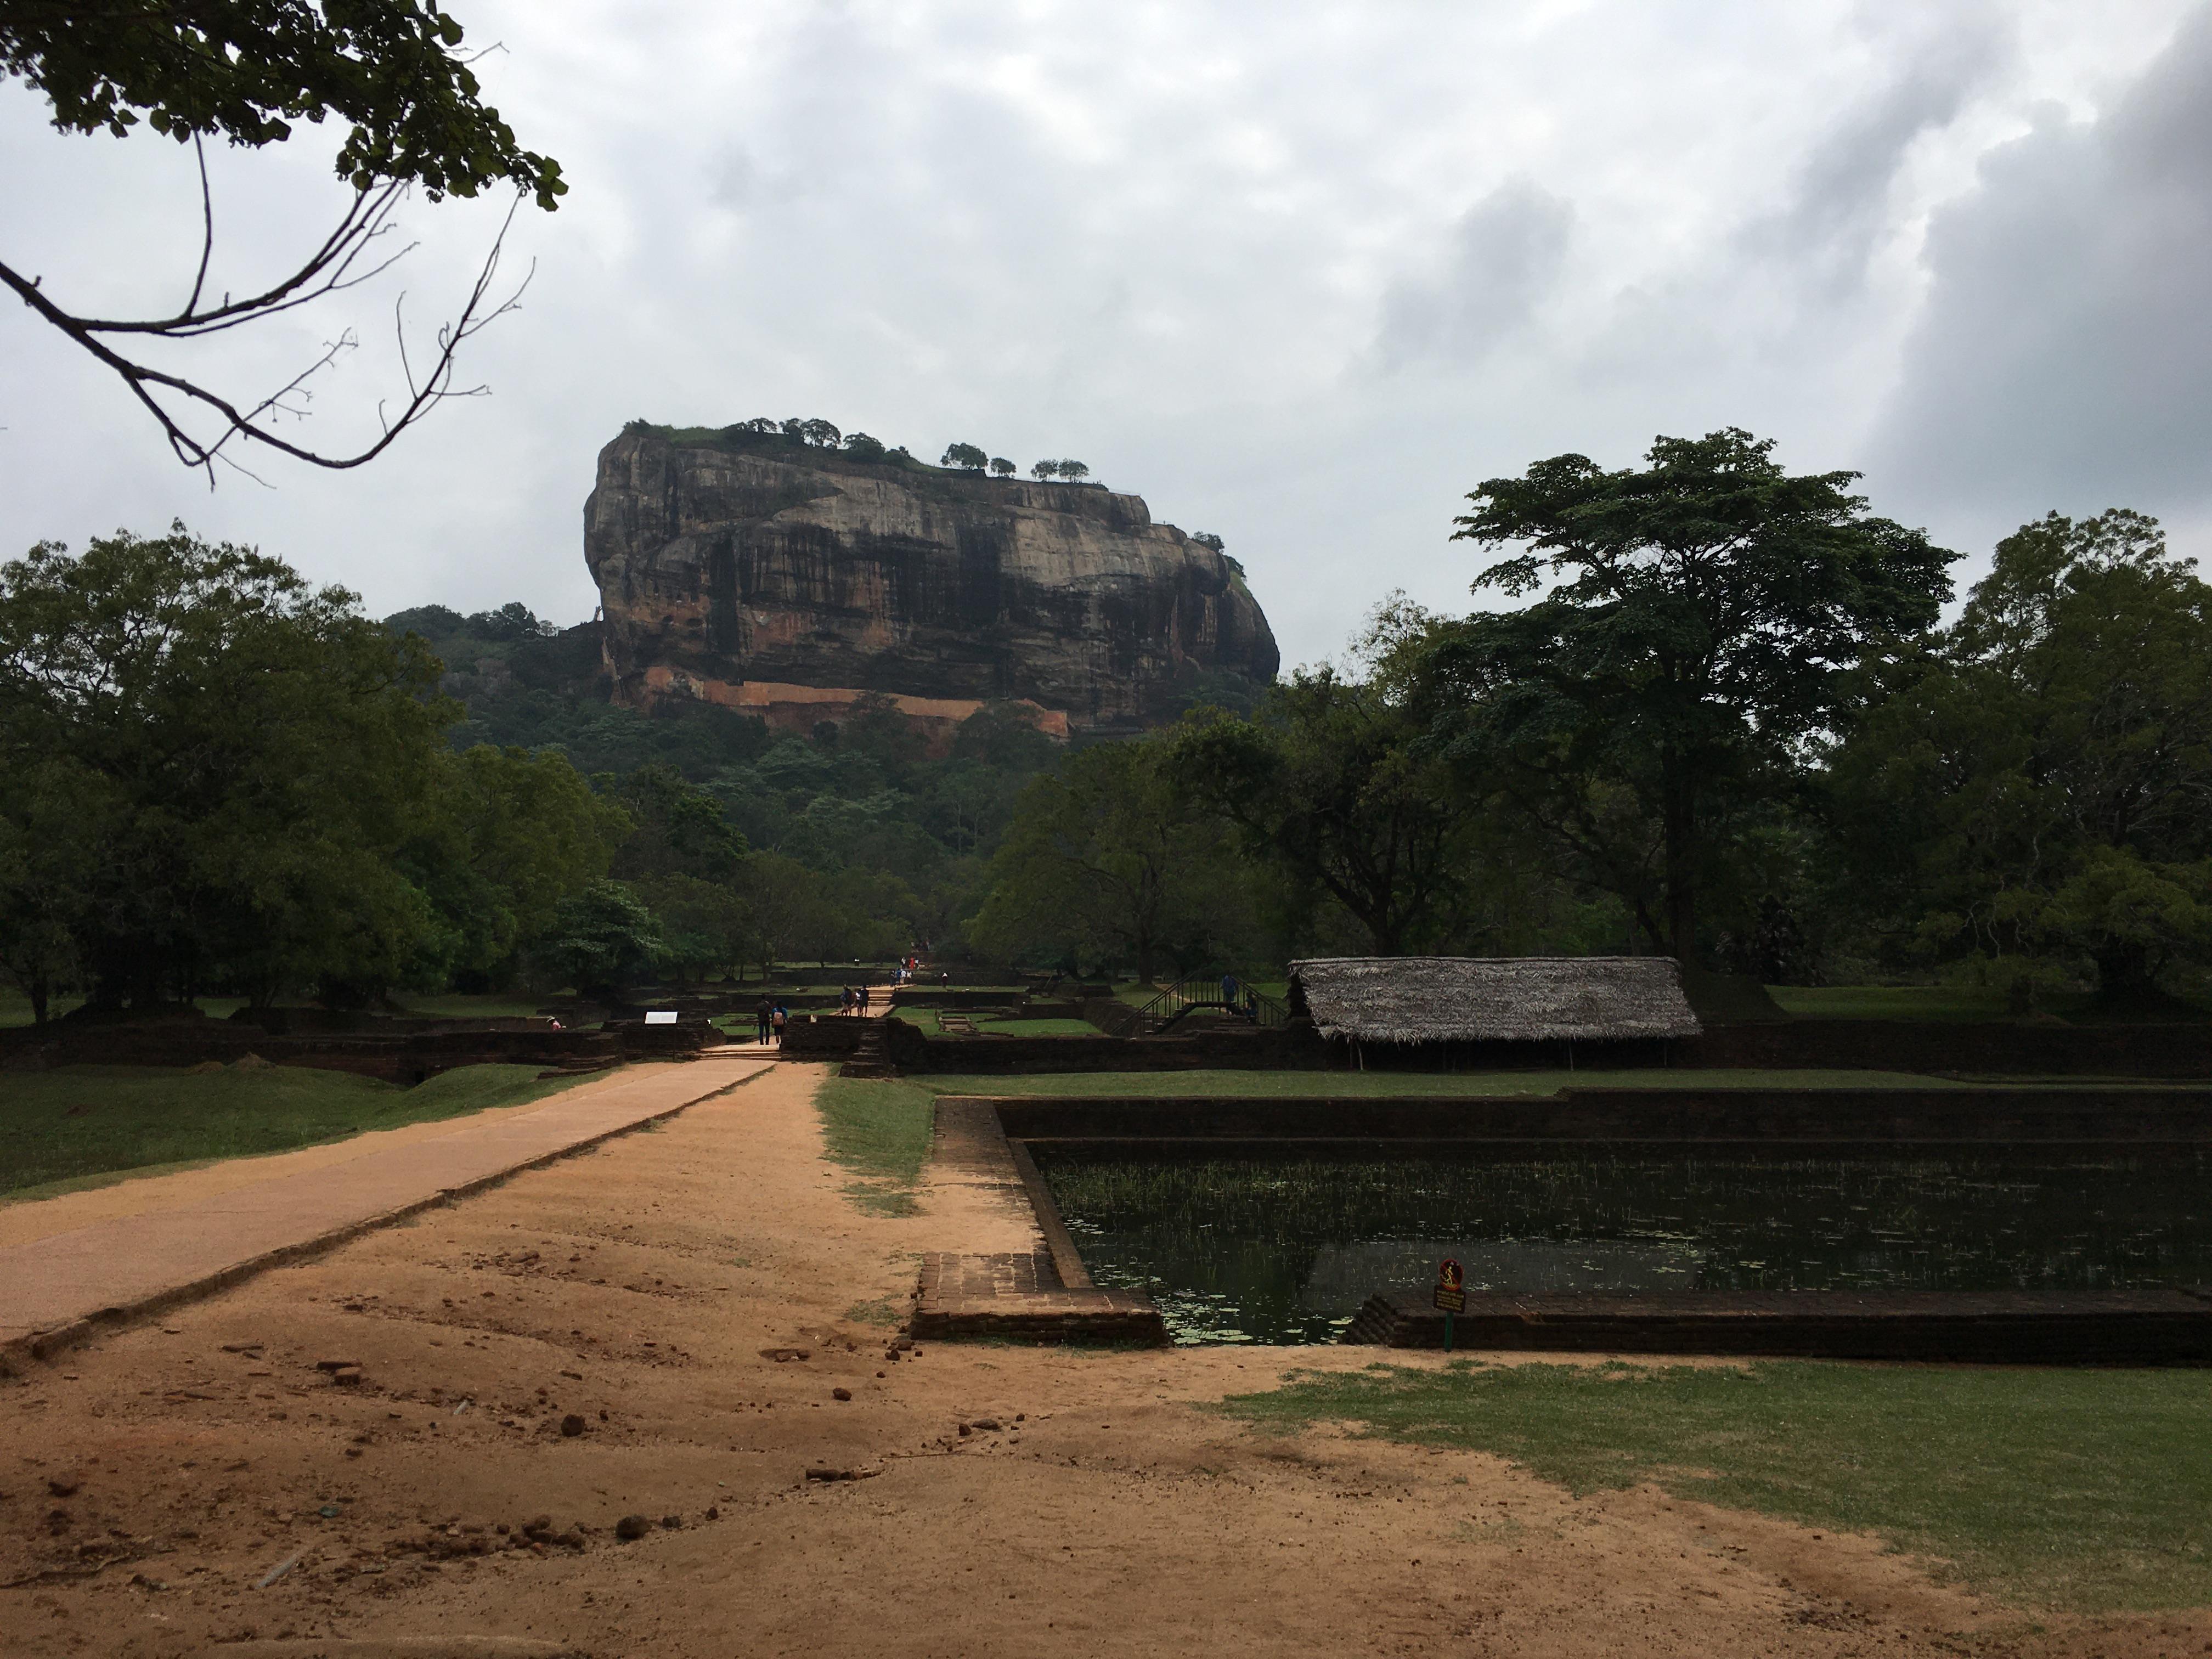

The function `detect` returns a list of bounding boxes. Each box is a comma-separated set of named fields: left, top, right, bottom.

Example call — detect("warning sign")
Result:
left=1432, top=1257, right=1466, bottom=1314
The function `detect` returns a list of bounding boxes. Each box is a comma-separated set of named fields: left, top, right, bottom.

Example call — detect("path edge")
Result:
left=0, top=1063, right=775, bottom=1378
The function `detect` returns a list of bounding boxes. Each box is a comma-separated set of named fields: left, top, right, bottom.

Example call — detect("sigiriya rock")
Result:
left=583, top=423, right=1280, bottom=748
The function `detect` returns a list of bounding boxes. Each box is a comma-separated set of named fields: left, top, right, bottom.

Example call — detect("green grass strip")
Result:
left=0, top=1063, right=590, bottom=1200
left=1219, top=1359, right=2212, bottom=1612
left=905, top=1068, right=1966, bottom=1098
left=813, top=1076, right=938, bottom=1216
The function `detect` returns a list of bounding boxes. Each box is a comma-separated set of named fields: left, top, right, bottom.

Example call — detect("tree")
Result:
left=607, top=764, right=747, bottom=885
left=1191, top=532, right=1226, bottom=552
left=1058, top=459, right=1090, bottom=483
left=539, top=879, right=663, bottom=1000
left=1167, top=670, right=1483, bottom=954
left=464, top=600, right=554, bottom=641
left=1827, top=510, right=2212, bottom=1002
left=968, top=740, right=1248, bottom=984
left=940, top=442, right=988, bottom=471
left=1422, top=428, right=1953, bottom=965
left=742, top=851, right=839, bottom=976
left=989, top=456, right=1015, bottom=477
left=796, top=417, right=842, bottom=448
left=1030, top=459, right=1060, bottom=481
left=842, top=431, right=887, bottom=462
left=0, top=522, right=456, bottom=1007
left=401, top=743, right=630, bottom=991
left=1, top=1, right=563, bottom=479
left=646, top=872, right=755, bottom=985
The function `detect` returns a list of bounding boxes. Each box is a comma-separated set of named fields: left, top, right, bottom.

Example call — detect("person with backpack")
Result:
left=772, top=1003, right=788, bottom=1046
left=755, top=995, right=775, bottom=1045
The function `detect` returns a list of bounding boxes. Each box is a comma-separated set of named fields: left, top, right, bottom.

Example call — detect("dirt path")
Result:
left=1, top=1063, right=2199, bottom=1657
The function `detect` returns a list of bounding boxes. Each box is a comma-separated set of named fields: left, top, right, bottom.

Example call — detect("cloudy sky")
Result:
left=3, top=1, right=2208, bottom=669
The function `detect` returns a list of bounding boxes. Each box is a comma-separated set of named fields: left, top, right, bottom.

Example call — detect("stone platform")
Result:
left=1344, top=1287, right=2212, bottom=1363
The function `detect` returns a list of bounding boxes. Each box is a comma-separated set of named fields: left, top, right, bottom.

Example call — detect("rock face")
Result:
left=583, top=427, right=1279, bottom=746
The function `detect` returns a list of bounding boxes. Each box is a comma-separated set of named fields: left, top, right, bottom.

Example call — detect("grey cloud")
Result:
left=1745, top=12, right=2012, bottom=290
left=1873, top=6, right=2212, bottom=519
left=1372, top=181, right=1573, bottom=371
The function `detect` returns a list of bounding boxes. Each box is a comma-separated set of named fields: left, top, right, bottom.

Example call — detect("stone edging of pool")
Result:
left=917, top=1087, right=2212, bottom=1362
left=909, top=1099, right=1167, bottom=1344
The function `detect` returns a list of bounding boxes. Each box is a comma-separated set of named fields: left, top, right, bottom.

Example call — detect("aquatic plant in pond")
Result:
left=1034, top=1150, right=2212, bottom=1345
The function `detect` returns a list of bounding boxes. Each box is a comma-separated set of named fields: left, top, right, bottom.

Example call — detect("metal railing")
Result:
left=1130, top=976, right=1288, bottom=1035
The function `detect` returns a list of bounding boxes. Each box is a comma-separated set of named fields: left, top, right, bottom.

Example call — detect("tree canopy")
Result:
left=1828, top=510, right=2212, bottom=1003
left=1415, top=428, right=1954, bottom=964
left=1167, top=670, right=1481, bottom=955
left=968, top=741, right=1249, bottom=985
left=0, top=526, right=626, bottom=1018
left=1, top=0, right=564, bottom=206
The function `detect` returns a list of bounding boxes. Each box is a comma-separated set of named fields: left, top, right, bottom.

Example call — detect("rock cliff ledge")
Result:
left=584, top=426, right=1279, bottom=746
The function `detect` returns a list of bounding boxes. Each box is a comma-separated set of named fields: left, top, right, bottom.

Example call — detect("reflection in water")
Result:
left=1034, top=1149, right=2212, bottom=1346
left=1299, top=1239, right=1706, bottom=1308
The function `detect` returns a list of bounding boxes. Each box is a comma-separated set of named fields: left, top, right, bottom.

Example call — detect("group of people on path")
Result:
left=745, top=954, right=951, bottom=1047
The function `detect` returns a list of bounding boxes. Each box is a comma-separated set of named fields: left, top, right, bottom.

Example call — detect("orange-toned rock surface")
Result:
left=584, top=427, right=1279, bottom=743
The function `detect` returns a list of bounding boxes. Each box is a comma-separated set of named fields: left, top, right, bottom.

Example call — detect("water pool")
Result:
left=1032, top=1149, right=2212, bottom=1344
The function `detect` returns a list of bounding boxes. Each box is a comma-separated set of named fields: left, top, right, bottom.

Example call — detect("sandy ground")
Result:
left=2, top=1062, right=2205, bottom=1658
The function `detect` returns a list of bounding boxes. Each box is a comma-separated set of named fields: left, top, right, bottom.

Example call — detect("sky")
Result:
left=3, top=0, right=2209, bottom=671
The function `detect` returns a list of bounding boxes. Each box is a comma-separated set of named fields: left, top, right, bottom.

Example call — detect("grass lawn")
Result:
left=813, top=1076, right=938, bottom=1215
left=907, top=1067, right=1962, bottom=1097
left=1220, top=1359, right=2212, bottom=1613
left=0, top=995, right=251, bottom=1030
left=0, top=1063, right=591, bottom=1201
left=1769, top=984, right=2033, bottom=1020
left=896, top=1009, right=1104, bottom=1037
left=392, top=992, right=555, bottom=1020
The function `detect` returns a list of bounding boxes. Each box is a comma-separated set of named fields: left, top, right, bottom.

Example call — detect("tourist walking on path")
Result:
left=755, top=996, right=774, bottom=1045
left=771, top=1004, right=788, bottom=1047
left=858, top=983, right=871, bottom=1014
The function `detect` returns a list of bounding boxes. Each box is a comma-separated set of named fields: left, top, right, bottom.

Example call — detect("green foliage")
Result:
left=1167, top=671, right=1486, bottom=954
left=1413, top=427, right=1955, bottom=964
left=0, top=1061, right=582, bottom=1200
left=538, top=879, right=663, bottom=998
left=988, top=456, right=1015, bottom=477
left=968, top=737, right=1255, bottom=984
left=1, top=0, right=565, bottom=208
left=1828, top=510, right=2212, bottom=1001
left=0, top=537, right=631, bottom=1014
left=1220, top=1361, right=2212, bottom=1611
left=939, top=441, right=988, bottom=471
left=399, top=743, right=630, bottom=987
left=0, top=524, right=455, bottom=1010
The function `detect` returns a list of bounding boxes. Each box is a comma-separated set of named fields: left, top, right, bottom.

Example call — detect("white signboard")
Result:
left=644, top=1009, right=679, bottom=1025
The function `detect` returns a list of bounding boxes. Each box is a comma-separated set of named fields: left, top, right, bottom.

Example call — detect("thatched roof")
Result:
left=1287, top=956, right=1702, bottom=1043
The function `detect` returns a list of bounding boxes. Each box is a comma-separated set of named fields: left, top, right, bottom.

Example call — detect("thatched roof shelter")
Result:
left=1287, top=957, right=1702, bottom=1044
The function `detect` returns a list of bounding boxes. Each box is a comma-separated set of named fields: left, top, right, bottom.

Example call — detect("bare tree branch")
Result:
left=1, top=180, right=531, bottom=486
